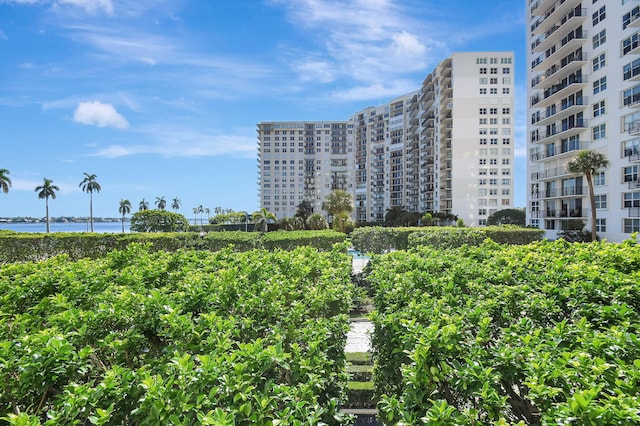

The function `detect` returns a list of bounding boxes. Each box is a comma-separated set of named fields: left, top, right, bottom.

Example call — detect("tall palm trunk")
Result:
left=89, top=192, right=94, bottom=232
left=121, top=214, right=125, bottom=233
left=45, top=198, right=50, bottom=233
left=586, top=171, right=597, bottom=241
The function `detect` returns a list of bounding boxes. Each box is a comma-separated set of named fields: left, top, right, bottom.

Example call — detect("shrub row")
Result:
left=366, top=239, right=640, bottom=424
left=0, top=230, right=347, bottom=263
left=350, top=226, right=544, bottom=254
left=0, top=244, right=355, bottom=425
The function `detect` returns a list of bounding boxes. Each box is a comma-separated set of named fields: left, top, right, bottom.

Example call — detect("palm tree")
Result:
left=118, top=199, right=132, bottom=233
left=155, top=196, right=167, bottom=210
left=295, top=200, right=313, bottom=229
left=252, top=208, right=276, bottom=232
left=171, top=197, right=181, bottom=212
left=139, top=198, right=149, bottom=211
left=566, top=150, right=610, bottom=242
left=198, top=204, right=204, bottom=225
left=0, top=168, right=11, bottom=194
left=79, top=172, right=101, bottom=232
left=205, top=207, right=210, bottom=223
left=322, top=190, right=353, bottom=233
left=35, top=178, right=59, bottom=233
left=192, top=207, right=198, bottom=225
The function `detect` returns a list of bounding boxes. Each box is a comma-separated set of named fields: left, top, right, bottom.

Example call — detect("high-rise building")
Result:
left=526, top=0, right=640, bottom=242
left=257, top=52, right=515, bottom=226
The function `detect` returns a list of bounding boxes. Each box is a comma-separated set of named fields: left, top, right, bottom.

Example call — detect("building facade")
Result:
left=526, top=0, right=640, bottom=242
left=258, top=52, right=515, bottom=226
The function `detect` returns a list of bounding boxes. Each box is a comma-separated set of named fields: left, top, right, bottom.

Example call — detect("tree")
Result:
left=139, top=198, right=149, bottom=211
left=0, top=168, right=11, bottom=194
left=171, top=197, right=181, bottom=212
left=566, top=150, right=609, bottom=241
left=35, top=178, right=59, bottom=233
left=79, top=172, right=101, bottom=232
left=308, top=213, right=328, bottom=230
left=322, top=190, right=353, bottom=233
left=192, top=207, right=198, bottom=225
left=198, top=205, right=204, bottom=225
left=155, top=196, right=167, bottom=210
left=205, top=207, right=210, bottom=223
left=486, top=208, right=526, bottom=226
left=295, top=200, right=313, bottom=229
left=118, top=199, right=132, bottom=233
left=252, top=208, right=276, bottom=232
left=130, top=210, right=190, bottom=232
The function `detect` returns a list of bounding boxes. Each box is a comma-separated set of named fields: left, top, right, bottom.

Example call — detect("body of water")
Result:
left=0, top=221, right=129, bottom=233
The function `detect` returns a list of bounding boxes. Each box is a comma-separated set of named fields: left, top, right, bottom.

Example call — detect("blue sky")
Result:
left=0, top=0, right=525, bottom=219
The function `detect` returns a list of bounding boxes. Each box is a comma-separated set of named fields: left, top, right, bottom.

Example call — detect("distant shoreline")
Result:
left=0, top=217, right=127, bottom=224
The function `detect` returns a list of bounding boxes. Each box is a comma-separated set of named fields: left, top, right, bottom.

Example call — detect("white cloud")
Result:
left=57, top=0, right=113, bottom=15
left=73, top=100, right=129, bottom=129
left=88, top=127, right=256, bottom=159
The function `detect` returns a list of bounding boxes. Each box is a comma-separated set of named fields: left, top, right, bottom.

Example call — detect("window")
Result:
left=502, top=67, right=510, bottom=74
left=480, top=67, right=487, bottom=74
left=490, top=138, right=498, bottom=145
left=503, top=138, right=511, bottom=145
left=594, top=194, right=607, bottom=209
left=593, top=76, right=607, bottom=94
left=490, top=88, right=498, bottom=94
left=490, top=118, right=498, bottom=125
left=480, top=138, right=487, bottom=145
left=595, top=218, right=606, bottom=233
left=623, top=85, right=640, bottom=107
left=479, top=128, right=488, bottom=135
left=480, top=78, right=488, bottom=84
left=502, top=188, right=510, bottom=195
left=502, top=108, right=510, bottom=114
left=624, top=165, right=639, bottom=182
left=592, top=53, right=606, bottom=72
left=490, top=78, right=498, bottom=84
left=623, top=6, right=640, bottom=30
left=503, top=87, right=510, bottom=94
left=479, top=209, right=487, bottom=215
left=624, top=219, right=640, bottom=233
left=477, top=57, right=487, bottom=64
left=501, top=57, right=512, bottom=64
left=490, top=108, right=498, bottom=114
left=624, top=58, right=640, bottom=81
left=592, top=100, right=605, bottom=117
left=502, top=118, right=511, bottom=125
left=502, top=179, right=511, bottom=185
left=594, top=171, right=605, bottom=186
left=503, top=77, right=511, bottom=84
left=592, top=5, right=605, bottom=26
left=479, top=118, right=487, bottom=125
left=592, top=29, right=606, bottom=49
left=502, top=158, right=510, bottom=165
left=479, top=88, right=487, bottom=94
left=593, top=123, right=606, bottom=140
left=479, top=108, right=487, bottom=115
left=490, top=67, right=497, bottom=74
left=479, top=159, right=487, bottom=165
left=622, top=32, right=640, bottom=56
left=624, top=192, right=640, bottom=207
left=489, top=179, right=498, bottom=185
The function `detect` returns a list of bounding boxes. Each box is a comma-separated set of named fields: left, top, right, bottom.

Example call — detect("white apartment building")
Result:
left=526, top=0, right=640, bottom=242
left=258, top=52, right=515, bottom=225
left=256, top=121, right=354, bottom=219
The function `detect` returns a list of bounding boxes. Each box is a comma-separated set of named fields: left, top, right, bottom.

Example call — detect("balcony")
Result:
left=531, top=75, right=586, bottom=109
left=628, top=11, right=640, bottom=29
left=530, top=186, right=587, bottom=199
left=531, top=4, right=585, bottom=35
left=531, top=97, right=587, bottom=127
left=628, top=179, right=640, bottom=189
left=623, top=36, right=640, bottom=56
left=530, top=119, right=588, bottom=144
left=533, top=52, right=586, bottom=90
left=530, top=140, right=587, bottom=162
left=531, top=165, right=572, bottom=181
left=629, top=207, right=640, bottom=218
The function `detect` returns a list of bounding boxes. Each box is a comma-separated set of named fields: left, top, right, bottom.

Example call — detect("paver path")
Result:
left=346, top=319, right=373, bottom=353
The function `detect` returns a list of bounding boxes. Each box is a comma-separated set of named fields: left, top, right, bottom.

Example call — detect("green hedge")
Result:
left=0, top=244, right=355, bottom=424
left=368, top=239, right=640, bottom=424
left=350, top=226, right=544, bottom=254
left=0, top=230, right=348, bottom=263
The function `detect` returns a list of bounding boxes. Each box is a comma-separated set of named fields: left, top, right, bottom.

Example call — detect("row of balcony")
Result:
left=530, top=118, right=587, bottom=144
left=531, top=52, right=585, bottom=90
left=530, top=208, right=587, bottom=219
left=530, top=186, right=586, bottom=199
left=531, top=96, right=586, bottom=126
left=531, top=3, right=584, bottom=36
left=531, top=75, right=586, bottom=109
left=530, top=140, right=587, bottom=162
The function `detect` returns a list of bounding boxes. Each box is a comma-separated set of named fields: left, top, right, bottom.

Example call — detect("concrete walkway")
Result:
left=346, top=318, right=373, bottom=353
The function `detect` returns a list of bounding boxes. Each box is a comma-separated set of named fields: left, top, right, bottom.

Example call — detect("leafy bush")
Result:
left=130, top=210, right=190, bottom=232
left=0, top=230, right=348, bottom=263
left=368, top=239, right=640, bottom=425
left=0, top=244, right=355, bottom=424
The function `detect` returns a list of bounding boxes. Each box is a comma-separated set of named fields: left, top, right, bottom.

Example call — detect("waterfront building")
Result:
left=258, top=52, right=515, bottom=226
left=526, top=0, right=640, bottom=241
